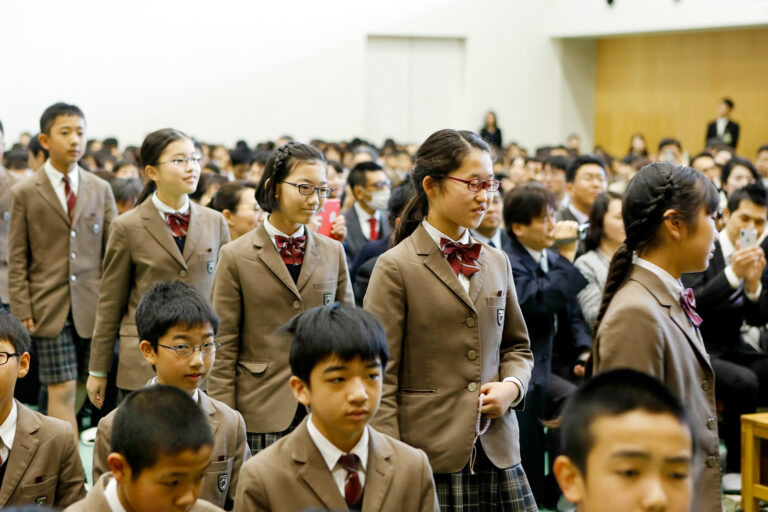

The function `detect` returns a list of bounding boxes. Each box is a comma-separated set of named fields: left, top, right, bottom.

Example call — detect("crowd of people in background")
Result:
left=0, top=98, right=765, bottom=512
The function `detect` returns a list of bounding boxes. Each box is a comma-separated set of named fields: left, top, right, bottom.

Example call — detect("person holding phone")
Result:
left=682, top=181, right=768, bottom=475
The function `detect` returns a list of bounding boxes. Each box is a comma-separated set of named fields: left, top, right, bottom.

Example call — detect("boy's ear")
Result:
left=553, top=455, right=585, bottom=505
left=565, top=182, right=574, bottom=196
left=38, top=133, right=50, bottom=151
left=289, top=376, right=311, bottom=407
left=222, top=209, right=235, bottom=226
left=139, top=340, right=158, bottom=366
left=108, top=453, right=131, bottom=483
left=16, top=352, right=30, bottom=380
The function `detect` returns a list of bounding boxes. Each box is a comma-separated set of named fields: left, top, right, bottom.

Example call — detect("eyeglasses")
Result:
left=281, top=181, right=334, bottom=198
left=369, top=179, right=391, bottom=191
left=158, top=342, right=221, bottom=358
left=0, top=352, right=20, bottom=365
left=157, top=155, right=203, bottom=168
left=445, top=176, right=501, bottom=193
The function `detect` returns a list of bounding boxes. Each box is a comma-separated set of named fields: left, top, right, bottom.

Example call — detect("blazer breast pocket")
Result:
left=85, top=213, right=104, bottom=237
left=199, top=252, right=217, bottom=275
left=19, top=475, right=57, bottom=505
left=313, top=280, right=338, bottom=306
left=204, top=457, right=234, bottom=502
left=485, top=296, right=506, bottom=327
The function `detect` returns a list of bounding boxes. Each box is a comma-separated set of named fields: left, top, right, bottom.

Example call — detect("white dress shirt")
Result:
left=567, top=204, right=589, bottom=225
left=354, top=202, right=382, bottom=240
left=147, top=376, right=199, bottom=403
left=263, top=216, right=306, bottom=250
left=306, top=414, right=368, bottom=499
left=151, top=191, right=190, bottom=222
left=104, top=476, right=128, bottom=512
left=718, top=229, right=762, bottom=301
left=0, top=400, right=17, bottom=465
left=44, top=160, right=79, bottom=214
left=472, top=229, right=503, bottom=250
left=635, top=258, right=684, bottom=297
left=421, top=220, right=525, bottom=406
left=716, top=117, right=728, bottom=137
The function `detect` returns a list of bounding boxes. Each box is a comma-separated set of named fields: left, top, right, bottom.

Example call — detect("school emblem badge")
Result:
left=35, top=496, right=48, bottom=505
left=497, top=309, right=504, bottom=326
left=218, top=474, right=229, bottom=493
left=2, top=210, right=9, bottom=222
left=207, top=261, right=215, bottom=274
left=323, top=292, right=333, bottom=305
left=92, top=223, right=100, bottom=235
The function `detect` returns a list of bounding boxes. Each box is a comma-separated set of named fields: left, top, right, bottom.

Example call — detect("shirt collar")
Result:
left=104, top=476, right=128, bottom=512
left=151, top=191, right=190, bottom=216
left=147, top=377, right=199, bottom=403
left=421, top=219, right=472, bottom=248
left=567, top=203, right=589, bottom=225
left=718, top=228, right=735, bottom=263
left=472, top=229, right=501, bottom=249
left=635, top=257, right=684, bottom=296
left=0, top=400, right=18, bottom=453
left=263, top=216, right=306, bottom=249
left=306, top=414, right=368, bottom=473
left=522, top=245, right=545, bottom=266
left=44, top=159, right=78, bottom=184
left=354, top=201, right=378, bottom=223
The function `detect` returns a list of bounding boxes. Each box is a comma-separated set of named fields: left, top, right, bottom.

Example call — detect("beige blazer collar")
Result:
left=360, top=427, right=395, bottom=512
left=251, top=222, right=321, bottom=299
left=629, top=265, right=711, bottom=369
left=33, top=167, right=69, bottom=226
left=138, top=198, right=187, bottom=269
left=412, top=223, right=487, bottom=311
left=197, top=387, right=220, bottom=437
left=0, top=401, right=42, bottom=506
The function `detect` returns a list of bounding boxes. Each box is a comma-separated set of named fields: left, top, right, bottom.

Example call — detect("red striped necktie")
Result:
left=680, top=288, right=703, bottom=328
left=338, top=453, right=362, bottom=507
left=62, top=176, right=77, bottom=218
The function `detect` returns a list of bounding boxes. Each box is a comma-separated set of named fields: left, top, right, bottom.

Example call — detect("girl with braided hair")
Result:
left=208, top=141, right=354, bottom=454
left=592, top=162, right=723, bottom=512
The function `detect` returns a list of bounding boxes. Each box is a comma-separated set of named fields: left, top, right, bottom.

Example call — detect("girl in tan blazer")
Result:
left=86, top=129, right=230, bottom=405
left=208, top=142, right=354, bottom=454
left=363, top=129, right=536, bottom=511
left=592, top=162, right=724, bottom=512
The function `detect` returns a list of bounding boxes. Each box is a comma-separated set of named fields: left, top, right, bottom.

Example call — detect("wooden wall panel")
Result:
left=594, top=29, right=768, bottom=160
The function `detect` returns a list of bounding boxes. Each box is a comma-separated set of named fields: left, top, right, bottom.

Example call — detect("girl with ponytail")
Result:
left=365, top=129, right=536, bottom=511
left=592, top=162, right=722, bottom=512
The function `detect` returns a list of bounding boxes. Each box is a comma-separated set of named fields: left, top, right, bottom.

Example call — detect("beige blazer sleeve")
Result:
left=209, top=246, right=242, bottom=409
left=335, top=238, right=355, bottom=306
left=8, top=185, right=33, bottom=320
left=233, top=460, right=270, bottom=512
left=92, top=412, right=114, bottom=483
left=55, top=421, right=88, bottom=508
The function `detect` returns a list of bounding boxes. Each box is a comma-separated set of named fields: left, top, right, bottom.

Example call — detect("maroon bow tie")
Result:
left=165, top=212, right=190, bottom=238
left=440, top=238, right=481, bottom=278
left=275, top=235, right=307, bottom=266
left=680, top=288, right=703, bottom=328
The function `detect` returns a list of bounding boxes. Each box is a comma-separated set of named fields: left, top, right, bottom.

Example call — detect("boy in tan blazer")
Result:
left=92, top=282, right=249, bottom=509
left=66, top=385, right=224, bottom=512
left=234, top=304, right=439, bottom=512
left=0, top=311, right=86, bottom=508
left=8, top=103, right=117, bottom=433
left=0, top=164, right=17, bottom=307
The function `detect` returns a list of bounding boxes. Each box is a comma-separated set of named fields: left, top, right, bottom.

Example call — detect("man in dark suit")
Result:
left=705, top=97, right=740, bottom=149
left=556, top=155, right=606, bottom=258
left=503, top=183, right=591, bottom=506
left=342, top=162, right=391, bottom=261
left=682, top=182, right=768, bottom=473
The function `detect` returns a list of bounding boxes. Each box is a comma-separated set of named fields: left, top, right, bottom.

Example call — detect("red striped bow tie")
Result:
left=440, top=238, right=481, bottom=278
left=680, top=288, right=703, bottom=328
left=165, top=212, right=190, bottom=238
left=275, top=235, right=307, bottom=266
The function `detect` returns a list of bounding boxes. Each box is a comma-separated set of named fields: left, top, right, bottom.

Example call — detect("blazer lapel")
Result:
left=361, top=429, right=394, bottom=512
left=414, top=225, right=475, bottom=311
left=296, top=231, right=320, bottom=292
left=0, top=403, right=41, bottom=506
left=291, top=421, right=348, bottom=511
left=139, top=200, right=187, bottom=269
left=198, top=391, right=220, bottom=437
left=467, top=240, right=489, bottom=305
left=182, top=202, right=205, bottom=261
left=33, top=169, right=70, bottom=226
left=253, top=223, right=301, bottom=299
left=70, top=168, right=91, bottom=225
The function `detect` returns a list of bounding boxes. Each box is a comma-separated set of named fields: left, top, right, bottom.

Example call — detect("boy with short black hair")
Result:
left=92, top=282, right=249, bottom=509
left=234, top=304, right=438, bottom=512
left=8, top=102, right=117, bottom=433
left=0, top=311, right=85, bottom=508
left=553, top=369, right=694, bottom=512
left=67, top=385, right=224, bottom=512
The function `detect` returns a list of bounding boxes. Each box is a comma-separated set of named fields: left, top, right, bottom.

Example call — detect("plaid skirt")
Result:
left=33, top=316, right=90, bottom=385
left=434, top=443, right=538, bottom=512
left=246, top=404, right=307, bottom=454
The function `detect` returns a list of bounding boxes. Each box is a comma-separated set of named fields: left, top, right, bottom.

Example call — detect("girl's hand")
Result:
left=330, top=215, right=347, bottom=242
left=479, top=381, right=520, bottom=419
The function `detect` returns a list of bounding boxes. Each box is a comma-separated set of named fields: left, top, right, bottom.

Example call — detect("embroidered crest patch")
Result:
left=218, top=473, right=229, bottom=493
left=207, top=261, right=215, bottom=274
left=92, top=223, right=100, bottom=235
left=497, top=309, right=505, bottom=326
left=323, top=292, right=333, bottom=305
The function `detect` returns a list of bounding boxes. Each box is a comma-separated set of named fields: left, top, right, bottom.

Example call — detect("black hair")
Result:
left=722, top=97, right=734, bottom=110
left=136, top=128, right=191, bottom=204
left=113, top=159, right=138, bottom=175
left=727, top=181, right=768, bottom=212
left=348, top=161, right=384, bottom=189
left=111, top=385, right=213, bottom=478
left=210, top=181, right=257, bottom=213
left=595, top=162, right=719, bottom=332
left=103, top=137, right=119, bottom=150
left=758, top=144, right=768, bottom=155
left=327, top=160, right=345, bottom=177
left=190, top=173, right=227, bottom=205
left=394, top=129, right=491, bottom=245
left=28, top=134, right=48, bottom=160
left=230, top=141, right=254, bottom=166
left=387, top=180, right=417, bottom=231
left=503, top=183, right=556, bottom=237
left=627, top=133, right=648, bottom=157
left=255, top=141, right=326, bottom=213
left=0, top=311, right=31, bottom=354
left=39, top=102, right=85, bottom=135
left=721, top=157, right=759, bottom=188
left=4, top=149, right=29, bottom=171
left=545, top=155, right=571, bottom=173
left=565, top=155, right=606, bottom=183
left=584, top=191, right=624, bottom=253
left=204, top=161, right=221, bottom=175
left=111, top=178, right=143, bottom=204
left=252, top=149, right=271, bottom=166
left=285, top=303, right=389, bottom=386
left=689, top=152, right=714, bottom=169
left=135, top=281, right=219, bottom=351
left=560, top=368, right=692, bottom=474
left=657, top=137, right=681, bottom=152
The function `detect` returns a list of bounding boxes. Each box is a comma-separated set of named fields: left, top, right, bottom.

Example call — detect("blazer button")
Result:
left=465, top=317, right=476, bottom=328
left=701, top=380, right=711, bottom=391
left=292, top=300, right=302, bottom=310
left=70, top=230, right=77, bottom=238
left=468, top=382, right=478, bottom=392
left=467, top=349, right=478, bottom=361
left=71, top=252, right=77, bottom=260
left=705, top=455, right=719, bottom=468
left=707, top=417, right=717, bottom=430
left=179, top=270, right=188, bottom=278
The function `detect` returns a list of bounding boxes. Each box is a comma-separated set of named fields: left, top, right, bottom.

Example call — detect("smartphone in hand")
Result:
left=318, top=199, right=341, bottom=238
left=740, top=228, right=758, bottom=249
